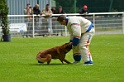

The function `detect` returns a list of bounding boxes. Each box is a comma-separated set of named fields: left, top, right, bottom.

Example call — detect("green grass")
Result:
left=0, top=34, right=124, bottom=82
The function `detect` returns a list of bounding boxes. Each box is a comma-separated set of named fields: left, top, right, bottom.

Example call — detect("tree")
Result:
left=0, top=0, right=10, bottom=42
left=0, top=0, right=9, bottom=35
left=55, top=0, right=76, bottom=13
left=55, top=0, right=124, bottom=13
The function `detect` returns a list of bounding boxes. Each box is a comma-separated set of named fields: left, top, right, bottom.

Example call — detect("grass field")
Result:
left=0, top=34, right=124, bottom=82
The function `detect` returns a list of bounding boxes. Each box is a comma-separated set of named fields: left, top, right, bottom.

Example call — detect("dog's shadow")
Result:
left=29, top=63, right=72, bottom=66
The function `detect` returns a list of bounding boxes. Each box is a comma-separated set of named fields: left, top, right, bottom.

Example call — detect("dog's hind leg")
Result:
left=36, top=54, right=52, bottom=65
left=36, top=57, right=47, bottom=63
left=47, top=54, right=51, bottom=64
left=36, top=55, right=48, bottom=63
left=36, top=52, right=47, bottom=63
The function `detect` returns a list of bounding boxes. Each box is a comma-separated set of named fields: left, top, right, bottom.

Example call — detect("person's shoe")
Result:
left=84, top=61, right=93, bottom=65
left=72, top=61, right=80, bottom=64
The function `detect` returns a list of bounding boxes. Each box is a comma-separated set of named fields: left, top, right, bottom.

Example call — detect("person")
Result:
left=56, top=6, right=65, bottom=14
left=33, top=4, right=41, bottom=15
left=33, top=4, right=41, bottom=22
left=51, top=7, right=57, bottom=14
left=33, top=4, right=41, bottom=33
left=41, top=4, right=52, bottom=18
left=79, top=5, right=89, bottom=15
left=24, top=4, right=33, bottom=21
left=57, top=15, right=95, bottom=65
left=41, top=4, right=53, bottom=36
left=24, top=4, right=33, bottom=37
left=55, top=6, right=66, bottom=36
left=51, top=7, right=58, bottom=35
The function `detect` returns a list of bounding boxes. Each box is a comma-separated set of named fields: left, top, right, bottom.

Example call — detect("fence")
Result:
left=7, top=0, right=51, bottom=15
left=0, top=12, right=124, bottom=38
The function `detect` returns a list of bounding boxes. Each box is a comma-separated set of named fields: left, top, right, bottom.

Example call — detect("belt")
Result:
left=86, top=23, right=94, bottom=32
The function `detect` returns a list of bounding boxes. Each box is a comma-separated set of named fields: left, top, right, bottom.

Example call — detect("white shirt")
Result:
left=66, top=16, right=91, bottom=40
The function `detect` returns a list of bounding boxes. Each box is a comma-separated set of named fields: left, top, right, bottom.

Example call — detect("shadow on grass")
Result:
left=29, top=63, right=73, bottom=66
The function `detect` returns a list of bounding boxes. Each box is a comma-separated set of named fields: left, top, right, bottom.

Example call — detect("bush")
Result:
left=0, top=0, right=9, bottom=35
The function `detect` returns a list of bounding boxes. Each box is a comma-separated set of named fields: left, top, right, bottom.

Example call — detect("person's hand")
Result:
left=41, top=12, right=45, bottom=15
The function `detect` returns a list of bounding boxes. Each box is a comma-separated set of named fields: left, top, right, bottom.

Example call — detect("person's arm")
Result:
left=30, top=8, right=33, bottom=15
left=87, top=9, right=90, bottom=14
left=71, top=23, right=81, bottom=46
left=44, top=9, right=52, bottom=16
left=48, top=9, right=53, bottom=16
left=41, top=8, right=52, bottom=17
left=41, top=8, right=45, bottom=14
left=38, top=9, right=41, bottom=15
left=79, top=9, right=83, bottom=14
left=62, top=10, right=65, bottom=14
left=33, top=7, right=36, bottom=14
left=69, top=32, right=73, bottom=42
left=24, top=9, right=27, bottom=15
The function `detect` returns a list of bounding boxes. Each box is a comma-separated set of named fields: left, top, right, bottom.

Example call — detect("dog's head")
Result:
left=61, top=42, right=72, bottom=53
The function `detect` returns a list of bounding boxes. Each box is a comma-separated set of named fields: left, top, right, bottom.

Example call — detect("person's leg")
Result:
left=79, top=32, right=94, bottom=64
left=23, top=20, right=28, bottom=38
left=72, top=45, right=82, bottom=63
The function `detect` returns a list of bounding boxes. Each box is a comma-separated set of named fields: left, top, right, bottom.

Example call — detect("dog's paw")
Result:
left=68, top=62, right=72, bottom=64
left=38, top=60, right=44, bottom=63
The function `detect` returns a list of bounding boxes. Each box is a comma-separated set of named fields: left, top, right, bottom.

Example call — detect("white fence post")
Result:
left=122, top=13, right=124, bottom=34
left=48, top=18, right=53, bottom=35
left=32, top=15, right=35, bottom=38
left=93, top=14, right=95, bottom=28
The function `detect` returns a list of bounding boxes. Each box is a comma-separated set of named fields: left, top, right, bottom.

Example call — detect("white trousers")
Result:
left=72, top=27, right=95, bottom=62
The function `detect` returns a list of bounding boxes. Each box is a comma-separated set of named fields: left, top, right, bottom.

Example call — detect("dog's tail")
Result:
left=36, top=53, right=51, bottom=64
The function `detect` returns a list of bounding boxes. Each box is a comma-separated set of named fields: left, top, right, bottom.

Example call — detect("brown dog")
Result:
left=36, top=42, right=72, bottom=64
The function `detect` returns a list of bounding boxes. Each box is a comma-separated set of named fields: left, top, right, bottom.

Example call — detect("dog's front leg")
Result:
left=63, top=59, right=72, bottom=64
left=59, top=59, right=64, bottom=64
